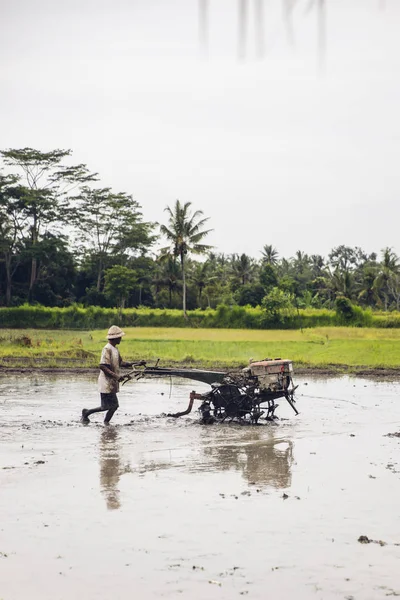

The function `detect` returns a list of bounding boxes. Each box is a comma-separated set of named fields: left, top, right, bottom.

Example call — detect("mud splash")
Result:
left=1, top=373, right=400, bottom=599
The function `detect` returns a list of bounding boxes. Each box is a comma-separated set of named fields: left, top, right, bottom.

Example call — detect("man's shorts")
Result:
left=100, top=393, right=119, bottom=410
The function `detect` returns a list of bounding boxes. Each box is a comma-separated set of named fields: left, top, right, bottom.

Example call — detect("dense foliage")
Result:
left=2, top=148, right=400, bottom=321
left=2, top=304, right=400, bottom=331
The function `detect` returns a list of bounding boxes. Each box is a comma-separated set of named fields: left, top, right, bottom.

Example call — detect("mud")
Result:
left=3, top=364, right=400, bottom=377
left=1, top=373, right=400, bottom=599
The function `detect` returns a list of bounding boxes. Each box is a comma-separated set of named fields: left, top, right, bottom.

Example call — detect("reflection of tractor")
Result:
left=202, top=434, right=294, bottom=488
left=122, top=358, right=298, bottom=424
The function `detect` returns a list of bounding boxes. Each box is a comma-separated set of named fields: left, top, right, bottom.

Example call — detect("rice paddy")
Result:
left=1, top=327, right=400, bottom=371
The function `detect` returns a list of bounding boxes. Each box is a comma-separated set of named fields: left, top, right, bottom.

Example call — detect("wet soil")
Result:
left=2, top=363, right=400, bottom=377
left=1, top=373, right=400, bottom=599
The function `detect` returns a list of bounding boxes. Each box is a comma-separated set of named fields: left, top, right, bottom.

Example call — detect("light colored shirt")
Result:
left=98, top=342, right=121, bottom=393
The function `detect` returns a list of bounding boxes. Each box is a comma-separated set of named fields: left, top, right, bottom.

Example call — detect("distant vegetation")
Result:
left=1, top=148, right=400, bottom=322
left=2, top=304, right=400, bottom=331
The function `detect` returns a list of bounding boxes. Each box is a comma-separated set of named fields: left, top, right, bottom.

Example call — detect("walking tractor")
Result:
left=121, top=358, right=299, bottom=424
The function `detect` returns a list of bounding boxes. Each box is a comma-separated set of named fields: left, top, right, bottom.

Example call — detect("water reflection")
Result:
left=198, top=0, right=209, bottom=54
left=134, top=425, right=294, bottom=490
left=198, top=0, right=327, bottom=66
left=200, top=429, right=294, bottom=488
left=99, top=428, right=130, bottom=510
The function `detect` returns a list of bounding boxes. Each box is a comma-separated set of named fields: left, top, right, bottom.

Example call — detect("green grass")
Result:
left=1, top=327, right=400, bottom=371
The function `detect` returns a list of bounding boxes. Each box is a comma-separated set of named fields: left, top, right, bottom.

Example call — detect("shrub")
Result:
left=0, top=303, right=399, bottom=330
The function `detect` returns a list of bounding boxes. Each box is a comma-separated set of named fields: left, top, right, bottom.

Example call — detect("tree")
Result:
left=262, top=287, right=295, bottom=322
left=310, top=254, right=326, bottom=278
left=27, top=233, right=77, bottom=306
left=70, top=187, right=156, bottom=291
left=159, top=200, right=212, bottom=317
left=128, top=256, right=156, bottom=307
left=153, top=257, right=182, bottom=307
left=0, top=173, right=25, bottom=305
left=0, top=148, right=96, bottom=301
left=357, top=266, right=379, bottom=308
left=104, top=265, right=137, bottom=311
left=329, top=245, right=357, bottom=275
left=189, top=260, right=216, bottom=306
left=236, top=283, right=265, bottom=307
left=230, top=253, right=257, bottom=287
left=261, top=244, right=279, bottom=266
left=259, top=263, right=278, bottom=293
left=373, top=247, right=400, bottom=310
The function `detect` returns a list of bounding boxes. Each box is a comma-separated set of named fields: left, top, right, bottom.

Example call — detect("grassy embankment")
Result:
left=1, top=327, right=400, bottom=372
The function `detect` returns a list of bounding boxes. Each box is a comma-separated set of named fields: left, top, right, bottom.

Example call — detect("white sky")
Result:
left=1, top=0, right=400, bottom=261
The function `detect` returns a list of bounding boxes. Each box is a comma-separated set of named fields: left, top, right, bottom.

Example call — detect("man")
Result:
left=81, top=325, right=144, bottom=425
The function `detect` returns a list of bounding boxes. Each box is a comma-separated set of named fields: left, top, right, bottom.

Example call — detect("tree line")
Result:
left=1, top=147, right=399, bottom=315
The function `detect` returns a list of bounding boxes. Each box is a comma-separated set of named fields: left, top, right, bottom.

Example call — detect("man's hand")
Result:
left=125, top=360, right=146, bottom=368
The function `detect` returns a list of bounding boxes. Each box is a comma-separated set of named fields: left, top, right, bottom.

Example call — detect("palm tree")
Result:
left=261, top=244, right=279, bottom=266
left=373, top=247, right=400, bottom=310
left=310, top=254, right=326, bottom=277
left=357, top=266, right=379, bottom=308
left=153, top=257, right=182, bottom=307
left=230, top=253, right=256, bottom=286
left=190, top=260, right=216, bottom=306
left=159, top=200, right=213, bottom=317
left=329, top=268, right=355, bottom=300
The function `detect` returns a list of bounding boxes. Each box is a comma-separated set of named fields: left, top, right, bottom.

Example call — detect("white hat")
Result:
left=107, top=325, right=125, bottom=340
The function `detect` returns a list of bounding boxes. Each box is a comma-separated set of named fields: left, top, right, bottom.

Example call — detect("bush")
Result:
left=0, top=303, right=398, bottom=330
left=334, top=296, right=372, bottom=326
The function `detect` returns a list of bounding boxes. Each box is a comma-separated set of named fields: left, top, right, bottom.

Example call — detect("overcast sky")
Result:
left=1, top=0, right=399, bottom=261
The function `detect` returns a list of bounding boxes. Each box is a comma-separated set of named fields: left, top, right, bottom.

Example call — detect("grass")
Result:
left=1, top=327, right=400, bottom=371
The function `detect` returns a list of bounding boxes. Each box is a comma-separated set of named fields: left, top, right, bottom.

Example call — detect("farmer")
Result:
left=81, top=325, right=144, bottom=425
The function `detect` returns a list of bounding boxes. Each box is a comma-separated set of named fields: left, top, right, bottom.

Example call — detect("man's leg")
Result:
left=103, top=393, right=119, bottom=424
left=84, top=407, right=105, bottom=417
left=81, top=405, right=105, bottom=423
left=104, top=406, right=118, bottom=424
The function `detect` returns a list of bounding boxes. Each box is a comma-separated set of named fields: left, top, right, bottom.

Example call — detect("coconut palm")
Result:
left=293, top=250, right=310, bottom=275
left=261, top=244, right=279, bottom=266
left=310, top=254, right=326, bottom=277
left=153, top=257, right=182, bottom=307
left=230, top=253, right=257, bottom=286
left=357, top=266, right=379, bottom=308
left=373, top=247, right=400, bottom=310
left=159, top=200, right=213, bottom=317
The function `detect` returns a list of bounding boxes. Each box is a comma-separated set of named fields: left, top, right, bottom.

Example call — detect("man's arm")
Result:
left=99, top=364, right=120, bottom=381
left=119, top=355, right=146, bottom=369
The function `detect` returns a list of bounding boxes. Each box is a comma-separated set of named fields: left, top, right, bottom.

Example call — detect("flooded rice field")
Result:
left=1, top=373, right=400, bottom=600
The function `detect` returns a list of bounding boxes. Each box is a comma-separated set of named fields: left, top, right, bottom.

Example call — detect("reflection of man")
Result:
left=99, top=427, right=122, bottom=510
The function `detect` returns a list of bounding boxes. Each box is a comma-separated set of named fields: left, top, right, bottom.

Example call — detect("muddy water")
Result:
left=1, top=374, right=400, bottom=600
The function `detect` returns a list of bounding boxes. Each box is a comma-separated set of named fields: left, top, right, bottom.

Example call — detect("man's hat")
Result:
left=107, top=325, right=125, bottom=340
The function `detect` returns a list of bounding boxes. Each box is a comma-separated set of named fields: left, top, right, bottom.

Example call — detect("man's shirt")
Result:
left=98, top=342, right=121, bottom=393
